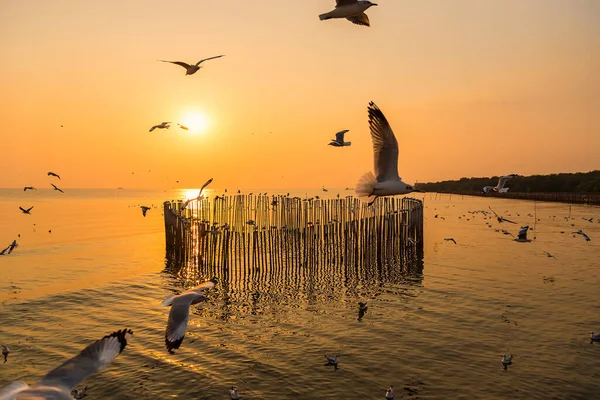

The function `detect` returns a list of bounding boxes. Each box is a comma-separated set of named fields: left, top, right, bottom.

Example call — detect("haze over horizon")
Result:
left=1, top=0, right=599, bottom=190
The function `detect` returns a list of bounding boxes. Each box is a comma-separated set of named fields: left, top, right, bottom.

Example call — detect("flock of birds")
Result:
left=1, top=0, right=597, bottom=398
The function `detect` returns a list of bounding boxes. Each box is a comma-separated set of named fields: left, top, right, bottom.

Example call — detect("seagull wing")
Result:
left=195, top=55, right=225, bottom=65
left=19, top=207, right=27, bottom=213
left=184, top=280, right=215, bottom=294
left=0, top=381, right=29, bottom=397
left=159, top=60, right=192, bottom=70
left=346, top=12, right=370, bottom=27
left=336, top=0, right=358, bottom=6
left=488, top=206, right=499, bottom=218
left=37, top=329, right=133, bottom=391
left=496, top=175, right=514, bottom=190
left=199, top=178, right=214, bottom=196
left=368, top=102, right=400, bottom=182
left=335, top=130, right=348, bottom=143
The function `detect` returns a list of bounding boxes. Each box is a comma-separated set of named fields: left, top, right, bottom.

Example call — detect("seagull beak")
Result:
left=372, top=2, right=378, bottom=5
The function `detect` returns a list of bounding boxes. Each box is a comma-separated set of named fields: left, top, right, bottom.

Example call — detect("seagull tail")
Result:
left=319, top=12, right=333, bottom=20
left=355, top=172, right=378, bottom=198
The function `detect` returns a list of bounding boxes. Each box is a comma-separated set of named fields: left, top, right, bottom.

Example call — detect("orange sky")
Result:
left=1, top=0, right=599, bottom=189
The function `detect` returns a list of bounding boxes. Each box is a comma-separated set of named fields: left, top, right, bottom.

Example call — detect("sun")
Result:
left=180, top=112, right=209, bottom=134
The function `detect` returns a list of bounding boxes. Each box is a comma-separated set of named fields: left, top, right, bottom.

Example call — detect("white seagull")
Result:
left=482, top=175, right=514, bottom=194
left=162, top=278, right=218, bottom=354
left=328, top=129, right=351, bottom=147
left=0, top=329, right=133, bottom=399
left=355, top=102, right=419, bottom=205
left=158, top=55, right=225, bottom=76
left=149, top=122, right=171, bottom=132
left=319, top=0, right=378, bottom=27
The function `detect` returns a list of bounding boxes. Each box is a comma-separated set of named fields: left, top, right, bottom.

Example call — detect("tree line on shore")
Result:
left=415, top=170, right=600, bottom=193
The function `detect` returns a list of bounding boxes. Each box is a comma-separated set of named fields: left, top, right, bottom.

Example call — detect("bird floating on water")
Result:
left=23, top=187, right=36, bottom=191
left=482, top=175, right=514, bottom=194
left=328, top=129, right=351, bottom=147
left=149, top=122, right=171, bottom=132
left=591, top=332, right=600, bottom=343
left=230, top=386, right=239, bottom=400
left=355, top=102, right=419, bottom=205
left=140, top=206, right=151, bottom=217
left=543, top=251, right=556, bottom=260
left=514, top=226, right=532, bottom=242
left=158, top=55, right=225, bottom=76
left=51, top=183, right=64, bottom=193
left=19, top=206, right=34, bottom=215
left=2, top=345, right=9, bottom=363
left=324, top=354, right=339, bottom=369
left=385, top=385, right=395, bottom=399
left=162, top=278, right=218, bottom=354
left=319, top=0, right=378, bottom=27
left=47, top=172, right=61, bottom=179
left=358, top=302, right=368, bottom=312
left=0, top=329, right=133, bottom=398
left=501, top=354, right=513, bottom=370
left=71, top=385, right=88, bottom=399
left=444, top=238, right=457, bottom=244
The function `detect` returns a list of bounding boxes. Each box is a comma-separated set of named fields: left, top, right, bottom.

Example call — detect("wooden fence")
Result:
left=163, top=195, right=424, bottom=278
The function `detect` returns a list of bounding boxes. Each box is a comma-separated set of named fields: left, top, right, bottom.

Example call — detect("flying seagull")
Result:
left=514, top=226, right=532, bottom=242
left=0, top=329, right=133, bottom=399
left=140, top=206, right=151, bottom=217
left=162, top=278, right=218, bottom=354
left=158, top=55, right=225, bottom=76
left=444, top=238, right=457, bottom=244
left=482, top=175, right=514, bottom=194
left=23, top=187, right=37, bottom=191
left=51, top=183, right=65, bottom=193
left=319, top=0, right=378, bottom=27
left=19, top=206, right=34, bottom=215
left=572, top=230, right=591, bottom=241
left=488, top=207, right=516, bottom=224
left=355, top=102, right=419, bottom=205
left=543, top=251, right=556, bottom=260
left=2, top=345, right=8, bottom=363
left=177, top=123, right=189, bottom=131
left=181, top=177, right=213, bottom=212
left=149, top=122, right=171, bottom=132
left=328, top=129, right=351, bottom=147
left=48, top=172, right=61, bottom=179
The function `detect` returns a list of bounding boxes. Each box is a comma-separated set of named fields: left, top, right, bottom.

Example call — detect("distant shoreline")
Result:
left=427, top=190, right=600, bottom=205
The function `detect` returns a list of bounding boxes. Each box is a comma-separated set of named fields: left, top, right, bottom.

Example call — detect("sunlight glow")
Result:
left=180, top=112, right=209, bottom=134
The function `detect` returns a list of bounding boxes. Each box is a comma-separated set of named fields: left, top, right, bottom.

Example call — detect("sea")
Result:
left=0, top=188, right=599, bottom=399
